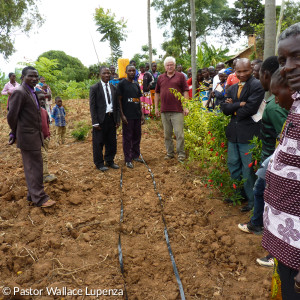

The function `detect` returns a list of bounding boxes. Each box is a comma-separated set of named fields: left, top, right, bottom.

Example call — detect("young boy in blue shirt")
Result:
left=51, top=97, right=66, bottom=145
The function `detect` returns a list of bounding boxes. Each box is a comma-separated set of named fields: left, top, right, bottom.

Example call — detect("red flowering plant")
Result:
left=247, top=136, right=262, bottom=172
left=170, top=88, right=246, bottom=205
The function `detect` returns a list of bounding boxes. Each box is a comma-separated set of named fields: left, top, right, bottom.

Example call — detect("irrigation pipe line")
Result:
left=117, top=154, right=186, bottom=300
left=118, top=168, right=128, bottom=300
left=140, top=154, right=186, bottom=300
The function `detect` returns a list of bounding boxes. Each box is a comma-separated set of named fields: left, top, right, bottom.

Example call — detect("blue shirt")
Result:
left=51, top=105, right=66, bottom=127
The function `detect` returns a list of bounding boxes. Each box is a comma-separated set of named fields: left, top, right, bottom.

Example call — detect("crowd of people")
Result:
left=3, top=22, right=300, bottom=300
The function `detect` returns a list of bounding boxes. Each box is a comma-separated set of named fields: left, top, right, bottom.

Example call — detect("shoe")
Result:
left=178, top=156, right=185, bottom=162
left=133, top=157, right=143, bottom=163
left=238, top=222, right=263, bottom=235
left=126, top=162, right=133, bottom=169
left=106, top=163, right=119, bottom=169
left=256, top=255, right=274, bottom=267
left=43, top=174, right=57, bottom=183
left=98, top=166, right=109, bottom=172
left=241, top=205, right=252, bottom=212
left=164, top=155, right=174, bottom=160
left=41, top=200, right=56, bottom=208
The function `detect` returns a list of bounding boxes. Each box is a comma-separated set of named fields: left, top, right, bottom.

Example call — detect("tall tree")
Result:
left=94, top=7, right=127, bottom=65
left=224, top=0, right=264, bottom=38
left=0, top=0, right=43, bottom=59
left=275, top=0, right=285, bottom=55
left=253, top=0, right=300, bottom=58
left=147, top=0, right=153, bottom=66
left=38, top=50, right=89, bottom=82
left=190, top=0, right=196, bottom=98
left=264, top=0, right=276, bottom=59
left=152, top=0, right=230, bottom=54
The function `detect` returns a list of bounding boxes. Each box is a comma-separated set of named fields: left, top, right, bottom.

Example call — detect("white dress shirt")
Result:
left=93, top=81, right=113, bottom=127
left=101, top=80, right=113, bottom=113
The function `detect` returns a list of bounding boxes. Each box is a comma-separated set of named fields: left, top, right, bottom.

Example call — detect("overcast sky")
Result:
left=0, top=0, right=166, bottom=75
left=0, top=0, right=283, bottom=76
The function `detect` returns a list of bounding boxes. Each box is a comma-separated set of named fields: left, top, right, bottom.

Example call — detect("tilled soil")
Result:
left=0, top=99, right=272, bottom=300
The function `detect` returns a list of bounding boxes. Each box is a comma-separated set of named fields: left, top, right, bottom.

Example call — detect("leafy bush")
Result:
left=71, top=121, right=91, bottom=141
left=171, top=88, right=247, bottom=204
left=52, top=79, right=97, bottom=100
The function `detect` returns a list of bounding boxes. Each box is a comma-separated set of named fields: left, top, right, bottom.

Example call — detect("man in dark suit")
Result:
left=7, top=66, right=55, bottom=208
left=221, top=58, right=265, bottom=212
left=89, top=66, right=120, bottom=171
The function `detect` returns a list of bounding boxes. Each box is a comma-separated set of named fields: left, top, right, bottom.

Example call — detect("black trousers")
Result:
left=278, top=261, right=300, bottom=300
left=92, top=113, right=117, bottom=168
left=21, top=149, right=49, bottom=206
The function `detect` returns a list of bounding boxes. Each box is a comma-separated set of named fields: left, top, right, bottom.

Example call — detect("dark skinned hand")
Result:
left=295, top=270, right=300, bottom=293
left=94, top=125, right=101, bottom=131
left=225, top=98, right=233, bottom=104
left=122, top=115, right=128, bottom=125
left=8, top=135, right=15, bottom=145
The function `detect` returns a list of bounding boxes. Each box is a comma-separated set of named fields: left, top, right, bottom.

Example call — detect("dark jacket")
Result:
left=7, top=83, right=43, bottom=150
left=221, top=76, right=265, bottom=144
left=89, top=81, right=120, bottom=125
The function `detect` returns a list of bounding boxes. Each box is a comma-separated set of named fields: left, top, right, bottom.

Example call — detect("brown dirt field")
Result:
left=0, top=99, right=272, bottom=300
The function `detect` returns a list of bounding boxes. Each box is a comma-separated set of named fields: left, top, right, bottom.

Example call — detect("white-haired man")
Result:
left=154, top=57, right=189, bottom=162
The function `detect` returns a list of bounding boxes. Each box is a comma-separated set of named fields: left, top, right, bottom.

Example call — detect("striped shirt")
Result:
left=262, top=91, right=300, bottom=270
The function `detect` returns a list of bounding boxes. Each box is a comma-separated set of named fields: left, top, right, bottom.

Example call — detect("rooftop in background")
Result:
left=225, top=35, right=257, bottom=65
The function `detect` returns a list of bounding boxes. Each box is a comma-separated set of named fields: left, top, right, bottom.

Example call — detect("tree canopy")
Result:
left=38, top=50, right=89, bottom=82
left=94, top=7, right=127, bottom=64
left=223, top=0, right=264, bottom=37
left=252, top=0, right=300, bottom=57
left=0, top=0, right=43, bottom=59
left=152, top=0, right=230, bottom=54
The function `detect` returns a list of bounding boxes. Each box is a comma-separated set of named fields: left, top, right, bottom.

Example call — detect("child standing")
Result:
left=51, top=97, right=66, bottom=145
left=138, top=64, right=153, bottom=118
left=37, top=91, right=57, bottom=183
left=35, top=76, right=52, bottom=121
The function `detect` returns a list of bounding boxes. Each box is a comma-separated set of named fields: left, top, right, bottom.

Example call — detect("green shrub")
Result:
left=71, top=121, right=91, bottom=141
left=171, top=88, right=247, bottom=204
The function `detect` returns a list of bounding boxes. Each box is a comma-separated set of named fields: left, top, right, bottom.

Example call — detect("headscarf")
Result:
left=224, top=68, right=233, bottom=75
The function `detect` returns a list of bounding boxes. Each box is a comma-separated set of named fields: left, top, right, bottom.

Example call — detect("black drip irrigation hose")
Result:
left=117, top=155, right=186, bottom=300
left=118, top=168, right=128, bottom=300
left=140, top=154, right=186, bottom=300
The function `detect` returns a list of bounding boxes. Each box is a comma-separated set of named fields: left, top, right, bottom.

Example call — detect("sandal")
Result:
left=41, top=200, right=56, bottom=208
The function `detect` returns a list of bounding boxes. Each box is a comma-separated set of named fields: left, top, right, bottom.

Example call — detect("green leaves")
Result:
left=197, top=42, right=231, bottom=68
left=152, top=0, right=229, bottom=54
left=37, top=50, right=89, bottom=82
left=94, top=7, right=127, bottom=64
left=0, top=0, right=44, bottom=59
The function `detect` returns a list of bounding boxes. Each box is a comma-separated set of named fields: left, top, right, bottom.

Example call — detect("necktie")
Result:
left=105, top=83, right=111, bottom=104
left=237, top=82, right=244, bottom=99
